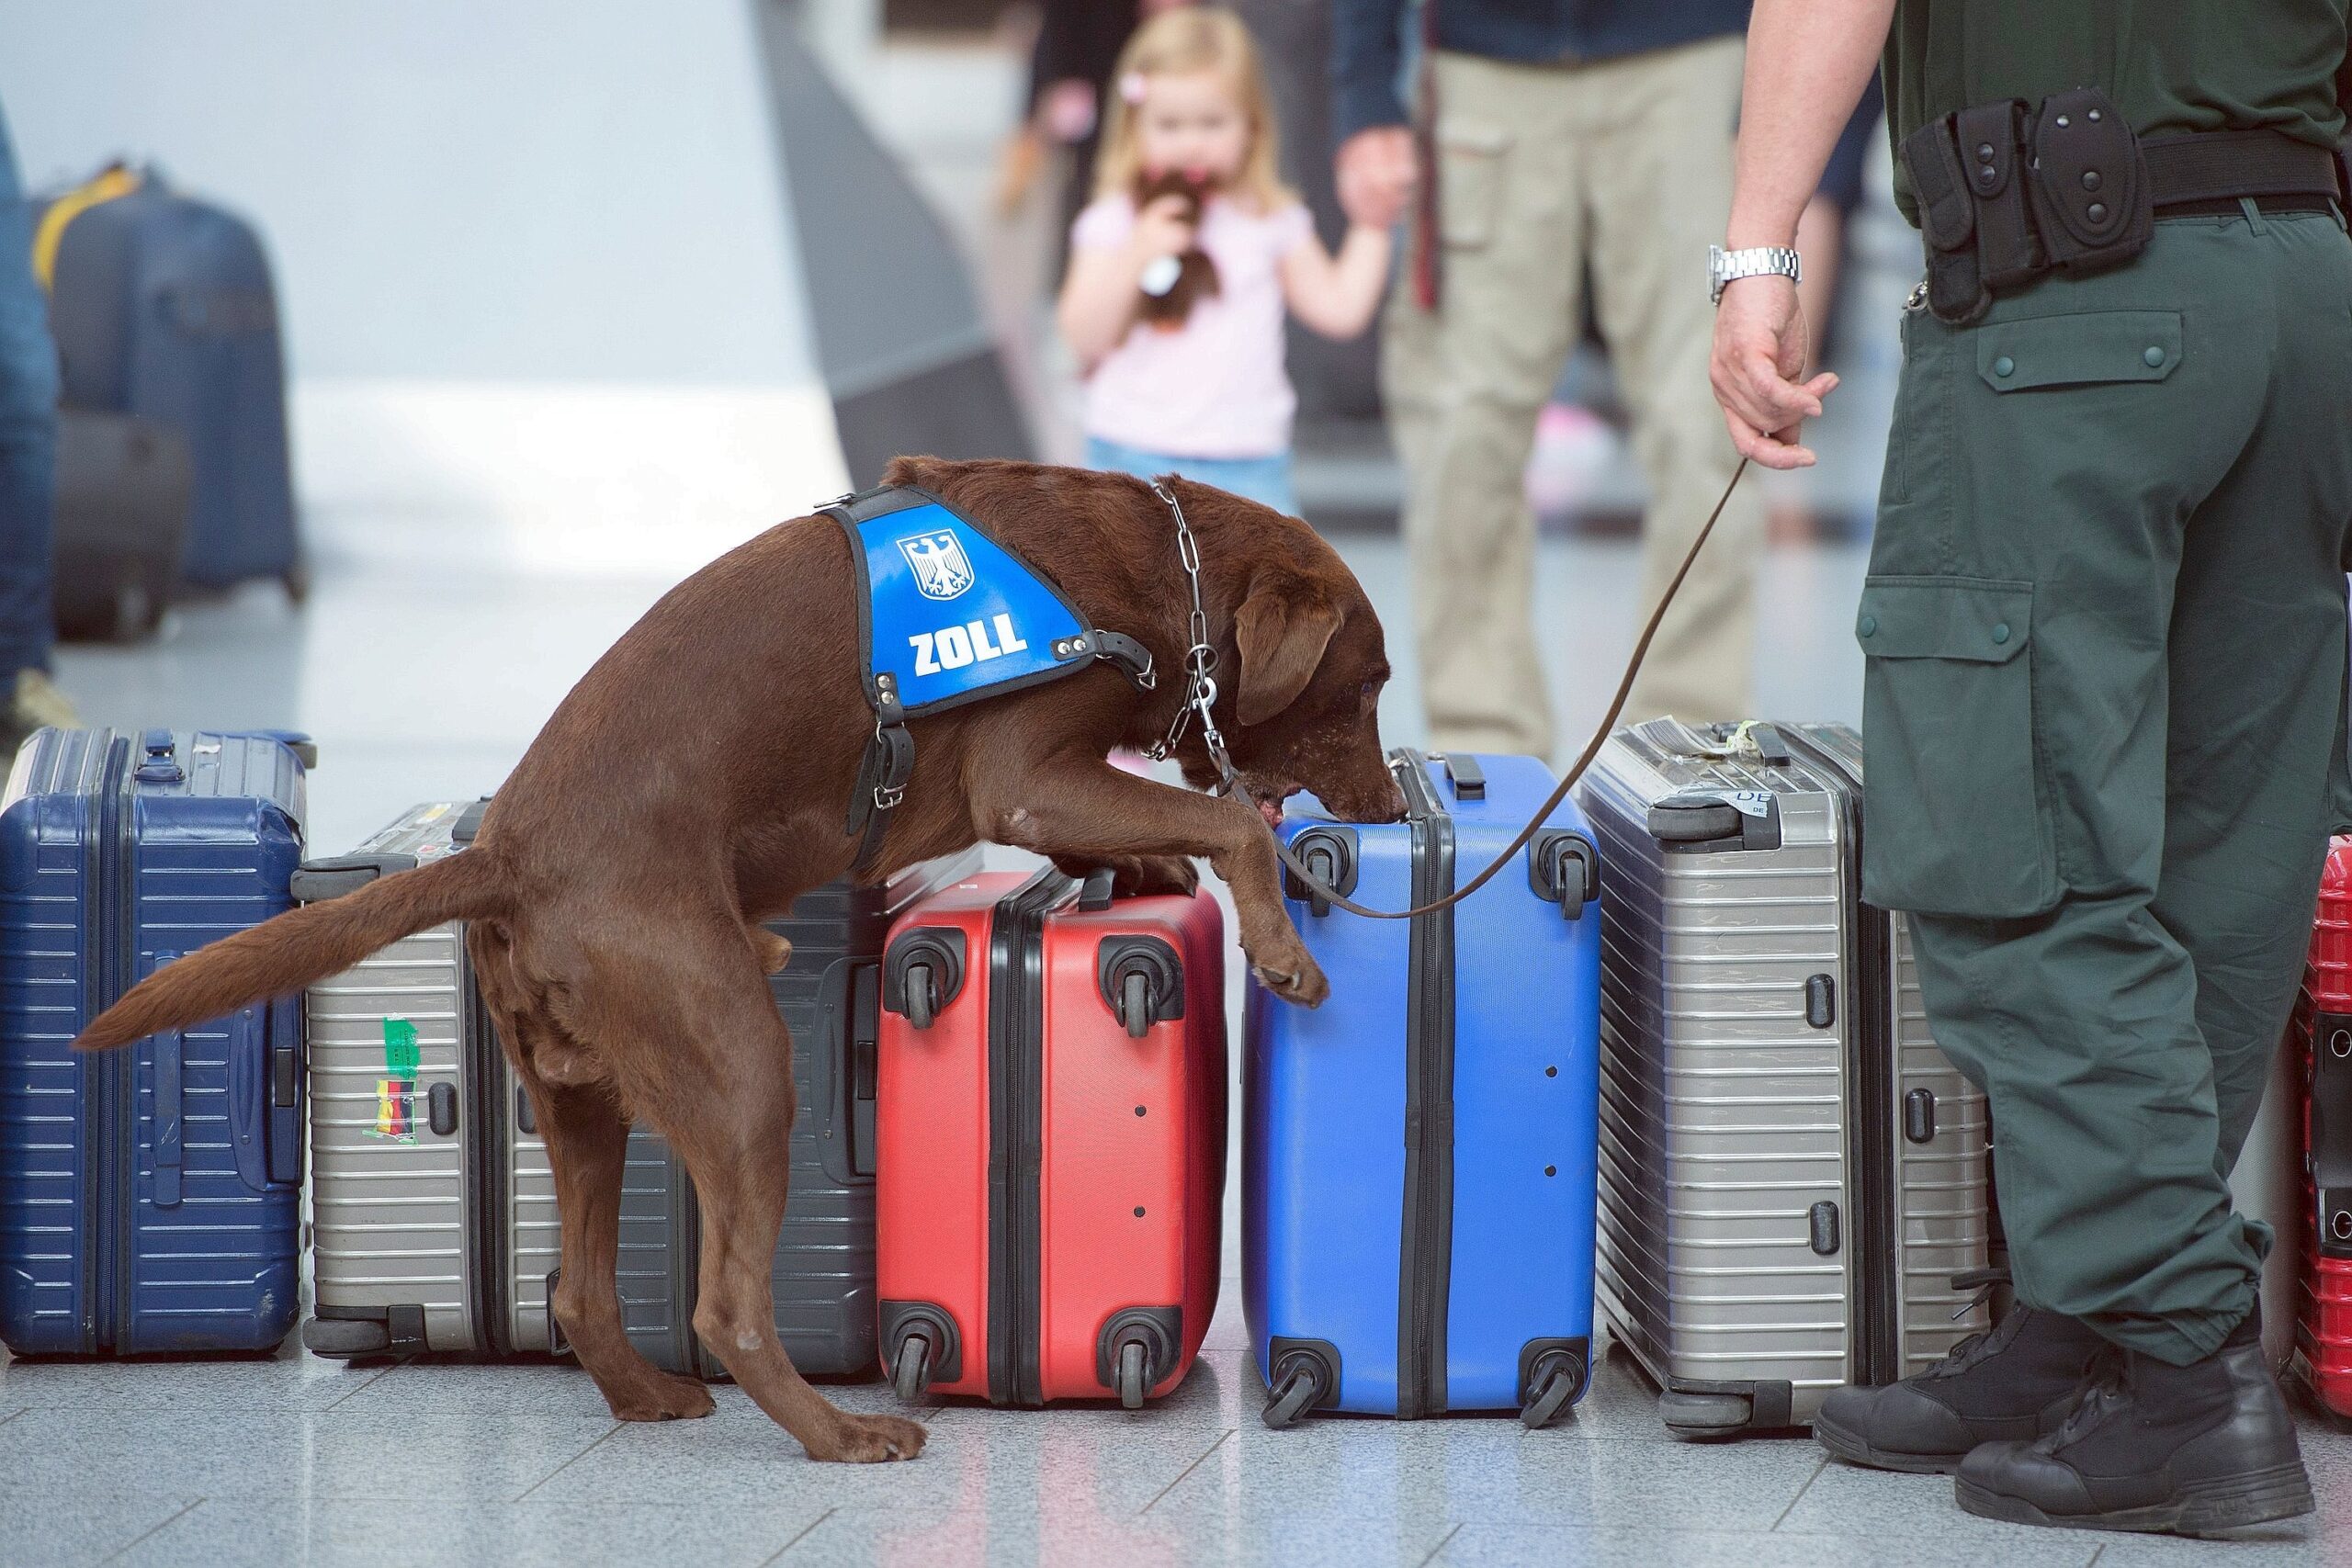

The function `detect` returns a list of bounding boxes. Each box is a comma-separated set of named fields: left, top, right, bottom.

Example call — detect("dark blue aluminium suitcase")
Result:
left=40, top=167, right=302, bottom=596
left=1244, top=750, right=1602, bottom=1427
left=0, top=728, right=311, bottom=1354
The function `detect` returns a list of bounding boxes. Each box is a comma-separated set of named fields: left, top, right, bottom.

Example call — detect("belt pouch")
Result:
left=2026, top=87, right=2153, bottom=274
left=1953, top=100, right=2043, bottom=294
left=1900, top=114, right=1987, bottom=322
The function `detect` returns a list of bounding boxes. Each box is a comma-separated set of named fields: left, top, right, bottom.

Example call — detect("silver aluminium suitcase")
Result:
left=1577, top=719, right=1992, bottom=1438
left=296, top=800, right=560, bottom=1357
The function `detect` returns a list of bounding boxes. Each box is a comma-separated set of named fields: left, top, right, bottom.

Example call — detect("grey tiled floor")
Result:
left=16, top=533, right=2341, bottom=1566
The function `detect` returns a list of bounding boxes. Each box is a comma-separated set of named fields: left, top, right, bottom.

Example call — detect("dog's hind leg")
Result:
left=595, top=919, right=926, bottom=1463
left=527, top=1067, right=717, bottom=1421
left=472, top=931, right=713, bottom=1421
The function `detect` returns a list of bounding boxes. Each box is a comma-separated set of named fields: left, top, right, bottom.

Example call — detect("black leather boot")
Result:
left=1814, top=1294, right=2108, bottom=1473
left=1955, top=1312, right=2313, bottom=1537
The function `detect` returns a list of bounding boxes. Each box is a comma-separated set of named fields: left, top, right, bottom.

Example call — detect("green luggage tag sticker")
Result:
left=383, top=1017, right=421, bottom=1077
left=370, top=1018, right=422, bottom=1142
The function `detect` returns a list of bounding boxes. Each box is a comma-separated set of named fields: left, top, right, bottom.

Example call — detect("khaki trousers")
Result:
left=1383, top=39, right=1759, bottom=757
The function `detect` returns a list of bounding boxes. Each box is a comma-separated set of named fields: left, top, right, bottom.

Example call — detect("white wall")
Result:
left=0, top=0, right=848, bottom=574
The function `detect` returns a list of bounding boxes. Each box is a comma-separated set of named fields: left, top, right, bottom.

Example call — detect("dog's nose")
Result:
left=1342, top=780, right=1408, bottom=824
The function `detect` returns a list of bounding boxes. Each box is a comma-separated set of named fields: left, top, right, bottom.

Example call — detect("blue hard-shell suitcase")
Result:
left=41, top=169, right=303, bottom=595
left=0, top=728, right=311, bottom=1354
left=1244, top=750, right=1602, bottom=1426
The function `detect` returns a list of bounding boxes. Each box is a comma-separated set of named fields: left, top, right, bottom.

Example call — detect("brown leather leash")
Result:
left=1157, top=457, right=1754, bottom=920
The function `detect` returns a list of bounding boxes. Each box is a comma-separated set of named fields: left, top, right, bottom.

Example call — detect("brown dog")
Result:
left=72, top=457, right=1405, bottom=1462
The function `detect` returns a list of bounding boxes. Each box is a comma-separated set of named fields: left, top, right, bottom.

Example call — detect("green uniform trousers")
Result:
left=1862, top=209, right=2352, bottom=1366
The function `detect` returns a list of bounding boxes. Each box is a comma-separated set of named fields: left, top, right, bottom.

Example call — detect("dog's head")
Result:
left=1178, top=518, right=1404, bottom=829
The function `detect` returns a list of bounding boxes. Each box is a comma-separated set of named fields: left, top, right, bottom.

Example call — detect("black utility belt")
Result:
left=1903, top=87, right=2345, bottom=323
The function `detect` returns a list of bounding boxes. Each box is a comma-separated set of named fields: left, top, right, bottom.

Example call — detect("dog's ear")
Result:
left=1235, top=571, right=1342, bottom=727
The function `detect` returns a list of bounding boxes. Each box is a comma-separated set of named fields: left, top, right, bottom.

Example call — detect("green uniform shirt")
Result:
left=1884, top=1, right=2352, bottom=223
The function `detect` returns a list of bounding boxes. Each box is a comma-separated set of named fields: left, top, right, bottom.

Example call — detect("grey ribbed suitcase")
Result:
left=1577, top=719, right=1993, bottom=1438
left=295, top=800, right=559, bottom=1357
left=610, top=854, right=980, bottom=1378
left=296, top=801, right=976, bottom=1371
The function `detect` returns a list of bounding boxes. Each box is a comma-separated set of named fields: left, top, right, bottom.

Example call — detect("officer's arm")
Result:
left=1710, top=0, right=1894, bottom=469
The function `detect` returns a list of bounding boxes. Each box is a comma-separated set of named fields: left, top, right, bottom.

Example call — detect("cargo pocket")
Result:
left=1435, top=120, right=1509, bottom=249
left=1857, top=576, right=2058, bottom=919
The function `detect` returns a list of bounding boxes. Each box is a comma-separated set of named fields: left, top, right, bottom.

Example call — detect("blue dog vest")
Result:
left=825, top=486, right=1155, bottom=868
left=842, top=493, right=1094, bottom=716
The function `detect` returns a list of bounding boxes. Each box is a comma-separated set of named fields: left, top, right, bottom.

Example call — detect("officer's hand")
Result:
left=1709, top=275, right=1838, bottom=470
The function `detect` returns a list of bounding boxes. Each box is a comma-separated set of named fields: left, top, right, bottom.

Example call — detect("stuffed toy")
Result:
left=1132, top=166, right=1221, bottom=330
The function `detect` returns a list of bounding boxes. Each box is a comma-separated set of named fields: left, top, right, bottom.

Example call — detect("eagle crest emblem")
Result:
left=897, top=529, right=976, bottom=602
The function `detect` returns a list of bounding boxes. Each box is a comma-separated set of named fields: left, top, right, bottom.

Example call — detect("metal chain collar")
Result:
left=1142, top=480, right=1236, bottom=788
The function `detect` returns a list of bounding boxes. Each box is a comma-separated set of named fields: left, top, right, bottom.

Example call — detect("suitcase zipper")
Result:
left=1773, top=727, right=1901, bottom=1387
left=1393, top=753, right=1456, bottom=1417
left=985, top=867, right=1068, bottom=1405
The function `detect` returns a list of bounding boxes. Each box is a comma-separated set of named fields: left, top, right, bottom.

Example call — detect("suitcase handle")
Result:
left=1441, top=754, right=1486, bottom=800
left=226, top=1001, right=270, bottom=1191
left=154, top=1022, right=183, bottom=1208
left=850, top=963, right=880, bottom=1179
left=135, top=728, right=183, bottom=784
left=266, top=999, right=301, bottom=1184
left=2312, top=1011, right=2352, bottom=1257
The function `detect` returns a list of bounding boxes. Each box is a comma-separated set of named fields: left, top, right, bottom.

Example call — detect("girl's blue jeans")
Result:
left=1082, top=436, right=1296, bottom=516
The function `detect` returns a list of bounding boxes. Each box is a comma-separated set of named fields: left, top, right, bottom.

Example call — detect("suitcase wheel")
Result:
left=904, top=963, right=937, bottom=1030
left=301, top=1315, right=393, bottom=1359
left=1115, top=1339, right=1150, bottom=1409
left=892, top=1331, right=933, bottom=1402
left=1520, top=1356, right=1584, bottom=1429
left=1262, top=1360, right=1322, bottom=1429
left=1116, top=969, right=1152, bottom=1039
left=1523, top=1363, right=1580, bottom=1429
left=1658, top=1389, right=1754, bottom=1440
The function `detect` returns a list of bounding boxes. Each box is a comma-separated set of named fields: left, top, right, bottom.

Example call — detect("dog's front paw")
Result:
left=1250, top=952, right=1329, bottom=1008
left=1121, top=854, right=1200, bottom=898
left=808, top=1411, right=928, bottom=1463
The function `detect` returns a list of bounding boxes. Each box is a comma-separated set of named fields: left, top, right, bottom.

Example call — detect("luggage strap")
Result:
left=29, top=164, right=142, bottom=293
left=1152, top=466, right=1752, bottom=920
left=827, top=485, right=1154, bottom=878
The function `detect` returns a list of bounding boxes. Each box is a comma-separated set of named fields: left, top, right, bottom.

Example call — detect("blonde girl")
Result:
left=1057, top=8, right=1399, bottom=514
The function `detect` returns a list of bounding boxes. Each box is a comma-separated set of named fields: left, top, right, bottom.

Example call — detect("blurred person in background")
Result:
left=1335, top=0, right=1755, bottom=756
left=1058, top=7, right=1396, bottom=514
left=0, top=97, right=73, bottom=751
left=999, top=0, right=1191, bottom=235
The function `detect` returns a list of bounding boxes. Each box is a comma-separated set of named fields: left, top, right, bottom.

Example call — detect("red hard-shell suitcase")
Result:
left=2295, top=836, right=2352, bottom=1418
left=875, top=865, right=1224, bottom=1407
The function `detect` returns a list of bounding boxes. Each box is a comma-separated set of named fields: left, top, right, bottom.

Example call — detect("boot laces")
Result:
left=1923, top=1269, right=2018, bottom=1380
left=2037, top=1350, right=2131, bottom=1454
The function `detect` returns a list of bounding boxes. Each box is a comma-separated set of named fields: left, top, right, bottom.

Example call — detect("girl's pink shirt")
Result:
left=1071, top=192, right=1316, bottom=459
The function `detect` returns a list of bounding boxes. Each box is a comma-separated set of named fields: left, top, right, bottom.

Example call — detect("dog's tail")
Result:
left=73, top=851, right=510, bottom=1053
